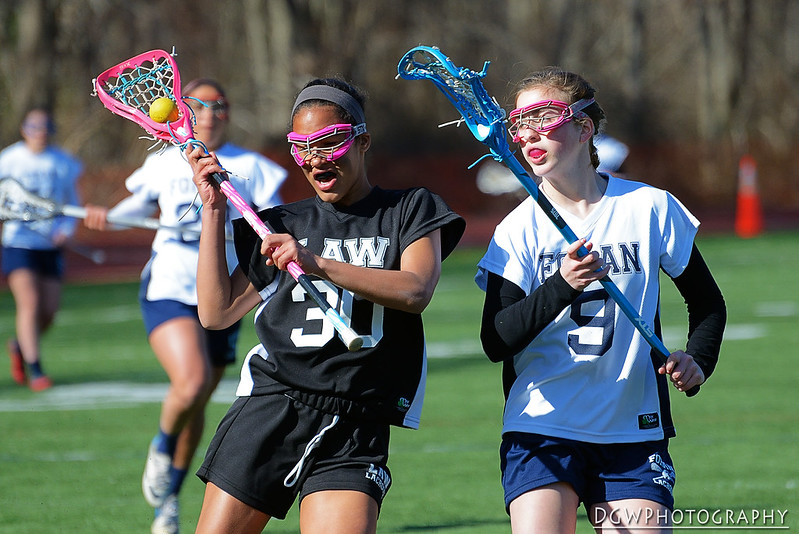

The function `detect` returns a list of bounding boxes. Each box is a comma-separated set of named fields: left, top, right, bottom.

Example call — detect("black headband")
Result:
left=291, top=85, right=366, bottom=126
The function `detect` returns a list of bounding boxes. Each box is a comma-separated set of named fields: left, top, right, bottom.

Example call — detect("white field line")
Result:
left=51, top=306, right=142, bottom=326
left=0, top=323, right=768, bottom=413
left=754, top=301, right=798, bottom=317
left=662, top=323, right=767, bottom=345
left=0, top=379, right=239, bottom=413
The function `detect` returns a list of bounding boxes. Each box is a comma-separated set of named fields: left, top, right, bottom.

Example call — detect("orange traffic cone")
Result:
left=734, top=155, right=763, bottom=238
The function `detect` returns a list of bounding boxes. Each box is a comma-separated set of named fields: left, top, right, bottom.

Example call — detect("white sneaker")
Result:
left=142, top=439, right=172, bottom=507
left=151, top=494, right=179, bottom=534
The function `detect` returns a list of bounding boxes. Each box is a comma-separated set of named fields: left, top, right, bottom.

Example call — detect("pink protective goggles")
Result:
left=287, top=123, right=367, bottom=166
left=508, top=98, right=595, bottom=141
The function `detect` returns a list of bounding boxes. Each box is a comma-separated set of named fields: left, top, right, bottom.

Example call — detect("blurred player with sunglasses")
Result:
left=84, top=79, right=287, bottom=534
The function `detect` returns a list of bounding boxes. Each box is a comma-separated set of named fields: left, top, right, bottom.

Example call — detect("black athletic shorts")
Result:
left=197, top=392, right=392, bottom=520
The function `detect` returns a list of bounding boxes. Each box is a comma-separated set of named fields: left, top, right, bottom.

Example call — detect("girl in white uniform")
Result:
left=84, top=79, right=287, bottom=534
left=1, top=107, right=83, bottom=391
left=477, top=67, right=726, bottom=533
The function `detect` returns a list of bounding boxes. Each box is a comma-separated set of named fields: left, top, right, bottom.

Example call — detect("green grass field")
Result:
left=1, top=233, right=797, bottom=533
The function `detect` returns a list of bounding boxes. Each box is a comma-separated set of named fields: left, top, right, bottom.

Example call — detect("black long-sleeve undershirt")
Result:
left=480, top=244, right=726, bottom=384
left=480, top=269, right=581, bottom=363
left=669, top=244, right=726, bottom=379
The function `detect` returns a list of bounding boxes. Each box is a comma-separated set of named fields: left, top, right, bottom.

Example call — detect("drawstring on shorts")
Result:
left=283, top=414, right=340, bottom=488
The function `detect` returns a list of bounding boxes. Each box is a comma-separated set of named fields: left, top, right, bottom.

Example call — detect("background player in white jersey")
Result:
left=84, top=79, right=287, bottom=534
left=1, top=107, right=83, bottom=391
left=186, top=78, right=464, bottom=533
left=476, top=68, right=726, bottom=533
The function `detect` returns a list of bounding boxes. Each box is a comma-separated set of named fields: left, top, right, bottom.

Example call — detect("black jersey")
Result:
left=233, top=186, right=465, bottom=428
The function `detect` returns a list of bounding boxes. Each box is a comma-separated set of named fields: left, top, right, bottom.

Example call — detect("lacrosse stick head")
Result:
left=397, top=46, right=509, bottom=150
left=93, top=49, right=195, bottom=147
left=0, top=177, right=56, bottom=221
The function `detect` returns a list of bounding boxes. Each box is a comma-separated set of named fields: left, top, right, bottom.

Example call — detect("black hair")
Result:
left=289, top=78, right=366, bottom=128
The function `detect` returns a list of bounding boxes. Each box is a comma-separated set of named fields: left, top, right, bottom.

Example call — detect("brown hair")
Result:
left=514, top=67, right=606, bottom=169
left=182, top=78, right=228, bottom=106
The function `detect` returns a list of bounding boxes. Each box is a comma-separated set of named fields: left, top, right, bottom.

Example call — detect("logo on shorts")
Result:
left=365, top=463, right=391, bottom=498
left=638, top=412, right=660, bottom=430
left=396, top=397, right=411, bottom=412
left=649, top=452, right=675, bottom=494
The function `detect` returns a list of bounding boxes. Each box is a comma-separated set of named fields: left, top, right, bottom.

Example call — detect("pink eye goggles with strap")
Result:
left=287, top=123, right=367, bottom=166
left=508, top=98, right=595, bottom=141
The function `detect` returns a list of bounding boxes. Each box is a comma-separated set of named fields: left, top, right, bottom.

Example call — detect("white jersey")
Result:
left=114, top=143, right=287, bottom=305
left=0, top=141, right=82, bottom=250
left=476, top=175, right=699, bottom=443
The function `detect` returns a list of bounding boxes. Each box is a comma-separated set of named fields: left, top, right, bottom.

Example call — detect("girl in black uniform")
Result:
left=187, top=78, right=464, bottom=533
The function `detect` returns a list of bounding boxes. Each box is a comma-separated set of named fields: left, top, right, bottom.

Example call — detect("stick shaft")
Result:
left=58, top=204, right=176, bottom=232
left=500, top=153, right=671, bottom=362
left=213, top=174, right=363, bottom=351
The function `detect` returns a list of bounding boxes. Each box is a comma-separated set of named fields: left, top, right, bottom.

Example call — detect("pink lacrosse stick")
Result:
left=93, top=49, right=363, bottom=351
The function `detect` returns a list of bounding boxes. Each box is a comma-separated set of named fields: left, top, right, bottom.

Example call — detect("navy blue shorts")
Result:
left=1, top=247, right=63, bottom=278
left=139, top=297, right=240, bottom=367
left=500, top=432, right=675, bottom=513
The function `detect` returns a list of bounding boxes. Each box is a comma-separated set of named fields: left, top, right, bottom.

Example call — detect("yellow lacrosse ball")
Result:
left=149, top=97, right=179, bottom=123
